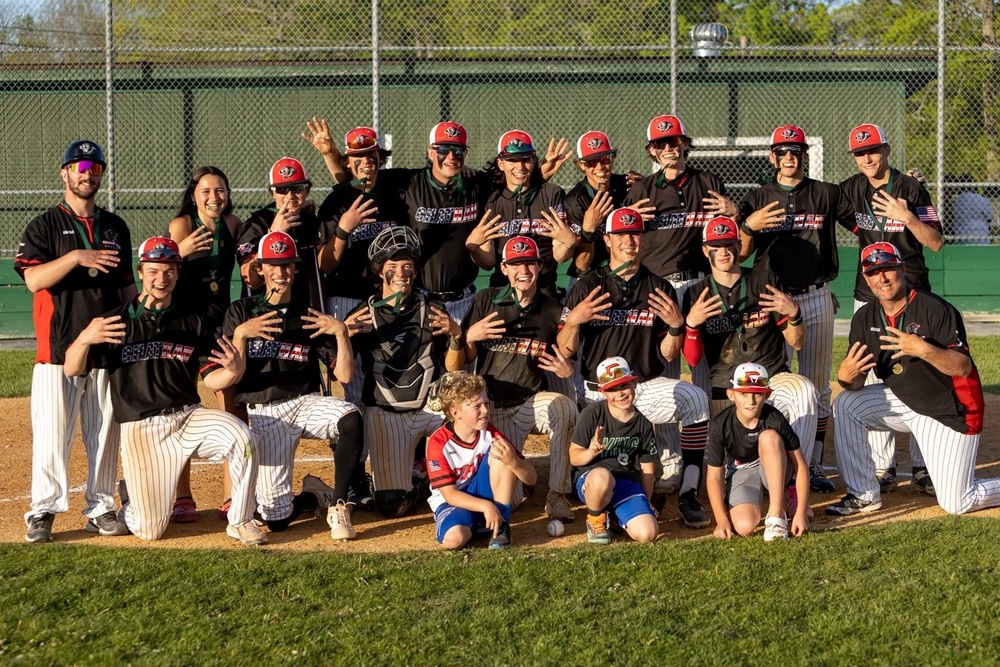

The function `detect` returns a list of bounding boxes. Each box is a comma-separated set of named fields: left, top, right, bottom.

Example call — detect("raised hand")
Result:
left=338, top=195, right=378, bottom=235
left=582, top=191, right=614, bottom=233
left=647, top=287, right=683, bottom=327
left=743, top=201, right=787, bottom=234
left=466, top=311, right=506, bottom=343
left=75, top=249, right=121, bottom=273
left=301, top=116, right=336, bottom=157
left=684, top=287, right=724, bottom=328
left=466, top=208, right=504, bottom=247
left=429, top=305, right=461, bottom=338
left=209, top=335, right=241, bottom=372
left=537, top=345, right=573, bottom=378
left=176, top=226, right=212, bottom=258
left=79, top=315, right=126, bottom=346
left=564, top=287, right=612, bottom=326
left=759, top=284, right=799, bottom=318
left=302, top=308, right=349, bottom=338
left=271, top=203, right=301, bottom=233
left=235, top=310, right=283, bottom=342
left=703, top=189, right=738, bottom=217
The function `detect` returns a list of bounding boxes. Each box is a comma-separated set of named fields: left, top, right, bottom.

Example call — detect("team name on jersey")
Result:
left=414, top=204, right=479, bottom=225
left=480, top=336, right=547, bottom=357
left=246, top=339, right=309, bottom=362
left=854, top=212, right=906, bottom=233
left=648, top=211, right=713, bottom=230
left=591, top=308, right=657, bottom=327
left=705, top=309, right=769, bottom=335
left=120, top=341, right=194, bottom=364
left=351, top=220, right=393, bottom=242
left=757, top=213, right=825, bottom=233
left=499, top=214, right=565, bottom=237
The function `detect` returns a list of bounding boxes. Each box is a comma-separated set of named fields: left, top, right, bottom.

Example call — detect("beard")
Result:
left=68, top=179, right=100, bottom=200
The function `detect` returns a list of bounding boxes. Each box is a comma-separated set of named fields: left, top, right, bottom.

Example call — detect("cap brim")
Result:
left=862, top=261, right=902, bottom=275
left=849, top=143, right=887, bottom=154
left=502, top=257, right=541, bottom=264
left=272, top=180, right=311, bottom=188
left=432, top=141, right=467, bottom=148
left=704, top=238, right=739, bottom=246
left=578, top=149, right=617, bottom=161
left=599, top=374, right=637, bottom=391
left=260, top=257, right=301, bottom=265
left=770, top=143, right=808, bottom=151
left=731, top=386, right=772, bottom=394
left=498, top=151, right=537, bottom=159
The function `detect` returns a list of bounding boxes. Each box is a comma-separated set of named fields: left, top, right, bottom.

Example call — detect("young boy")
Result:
left=569, top=356, right=659, bottom=545
left=706, top=363, right=810, bottom=541
left=425, top=372, right=537, bottom=550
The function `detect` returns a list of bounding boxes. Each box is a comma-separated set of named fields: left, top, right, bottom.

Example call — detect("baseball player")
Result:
left=16, top=140, right=134, bottom=543
left=737, top=125, right=850, bottom=495
left=426, top=372, right=538, bottom=550
left=838, top=124, right=943, bottom=496
left=557, top=207, right=712, bottom=529
left=218, top=231, right=363, bottom=539
left=62, top=237, right=265, bottom=545
left=445, top=236, right=579, bottom=522
left=828, top=242, right=1000, bottom=516
left=706, top=363, right=810, bottom=541
left=569, top=356, right=659, bottom=545
left=342, top=226, right=454, bottom=518
left=683, top=215, right=818, bottom=516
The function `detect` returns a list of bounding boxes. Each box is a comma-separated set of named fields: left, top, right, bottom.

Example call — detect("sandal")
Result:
left=217, top=498, right=232, bottom=521
left=170, top=496, right=198, bottom=523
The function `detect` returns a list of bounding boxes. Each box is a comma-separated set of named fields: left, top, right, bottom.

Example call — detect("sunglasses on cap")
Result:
left=140, top=248, right=180, bottom=263
left=650, top=137, right=684, bottom=149
left=583, top=156, right=613, bottom=167
left=773, top=147, right=804, bottom=158
left=734, top=374, right=770, bottom=389
left=273, top=184, right=309, bottom=195
left=67, top=160, right=104, bottom=176
left=598, top=365, right=632, bottom=386
left=434, top=145, right=466, bottom=158
left=347, top=135, right=377, bottom=151
left=861, top=249, right=901, bottom=269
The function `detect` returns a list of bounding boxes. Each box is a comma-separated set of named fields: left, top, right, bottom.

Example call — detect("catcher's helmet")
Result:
left=368, top=226, right=421, bottom=270
left=61, top=140, right=106, bottom=168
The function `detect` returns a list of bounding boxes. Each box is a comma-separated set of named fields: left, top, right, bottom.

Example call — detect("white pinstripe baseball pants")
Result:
left=249, top=394, right=359, bottom=521
left=119, top=406, right=258, bottom=540
left=834, top=384, right=1000, bottom=514
left=26, top=364, right=120, bottom=521
left=365, top=405, right=445, bottom=491
left=709, top=371, right=819, bottom=461
left=327, top=295, right=365, bottom=404
left=489, top=392, right=578, bottom=494
left=787, top=285, right=834, bottom=424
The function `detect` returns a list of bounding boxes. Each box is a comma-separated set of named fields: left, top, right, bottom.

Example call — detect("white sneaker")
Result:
left=763, top=515, right=789, bottom=541
left=327, top=500, right=357, bottom=540
left=226, top=521, right=268, bottom=546
left=302, top=474, right=336, bottom=512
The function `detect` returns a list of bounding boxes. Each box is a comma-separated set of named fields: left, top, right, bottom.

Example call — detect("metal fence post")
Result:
left=670, top=0, right=678, bottom=115
left=104, top=0, right=116, bottom=212
left=372, top=0, right=380, bottom=134
left=936, top=0, right=945, bottom=209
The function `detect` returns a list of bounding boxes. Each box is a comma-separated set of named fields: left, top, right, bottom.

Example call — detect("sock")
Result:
left=679, top=420, right=708, bottom=494
left=332, top=411, right=364, bottom=503
left=496, top=502, right=512, bottom=524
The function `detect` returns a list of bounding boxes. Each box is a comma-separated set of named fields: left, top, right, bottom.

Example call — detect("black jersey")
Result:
left=89, top=300, right=215, bottom=423
left=625, top=167, right=726, bottom=277
left=839, top=170, right=941, bottom=302
left=561, top=265, right=673, bottom=384
left=462, top=287, right=563, bottom=407
left=849, top=289, right=983, bottom=435
left=317, top=178, right=407, bottom=301
left=235, top=205, right=323, bottom=308
left=222, top=297, right=339, bottom=406
left=571, top=401, right=657, bottom=485
left=15, top=203, right=134, bottom=364
left=683, top=268, right=790, bottom=398
left=564, top=173, right=630, bottom=277
left=706, top=403, right=800, bottom=468
left=738, top=178, right=847, bottom=291
left=347, top=292, right=448, bottom=412
left=172, top=216, right=238, bottom=318
left=482, top=182, right=566, bottom=293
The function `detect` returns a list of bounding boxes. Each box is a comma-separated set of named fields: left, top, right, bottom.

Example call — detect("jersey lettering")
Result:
left=246, top=339, right=310, bottom=362
left=705, top=309, right=769, bottom=335
left=853, top=212, right=906, bottom=233
left=414, top=204, right=479, bottom=225
left=586, top=308, right=657, bottom=327
left=120, top=341, right=194, bottom=364
left=648, top=211, right=712, bottom=230
left=758, top=213, right=826, bottom=233
left=479, top=336, right=547, bottom=357
left=350, top=221, right=393, bottom=242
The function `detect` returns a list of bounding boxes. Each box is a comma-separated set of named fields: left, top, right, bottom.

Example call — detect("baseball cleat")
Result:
left=876, top=467, right=898, bottom=493
left=586, top=513, right=611, bottom=545
left=302, top=474, right=336, bottom=512
left=226, top=521, right=268, bottom=546
left=824, top=494, right=882, bottom=516
left=544, top=490, right=574, bottom=522
left=809, top=463, right=836, bottom=493
left=24, top=513, right=55, bottom=544
left=912, top=467, right=936, bottom=497
left=85, top=511, right=130, bottom=536
left=327, top=500, right=357, bottom=541
left=678, top=490, right=711, bottom=529
left=763, top=515, right=789, bottom=541
left=488, top=521, right=512, bottom=549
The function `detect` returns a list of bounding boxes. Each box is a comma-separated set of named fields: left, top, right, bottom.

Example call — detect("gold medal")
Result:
left=87, top=268, right=99, bottom=278
left=892, top=363, right=903, bottom=375
left=209, top=280, right=220, bottom=294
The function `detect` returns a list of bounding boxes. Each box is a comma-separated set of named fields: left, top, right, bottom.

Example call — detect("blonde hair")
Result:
left=427, top=371, right=486, bottom=419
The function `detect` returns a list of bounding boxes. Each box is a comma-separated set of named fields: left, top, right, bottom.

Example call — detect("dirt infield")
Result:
left=3, top=385, right=1000, bottom=552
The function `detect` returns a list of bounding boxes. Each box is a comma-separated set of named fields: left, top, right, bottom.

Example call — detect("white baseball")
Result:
left=546, top=519, right=565, bottom=537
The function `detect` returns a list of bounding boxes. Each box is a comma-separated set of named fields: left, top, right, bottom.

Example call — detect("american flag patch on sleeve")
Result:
left=428, top=460, right=441, bottom=472
left=916, top=206, right=939, bottom=223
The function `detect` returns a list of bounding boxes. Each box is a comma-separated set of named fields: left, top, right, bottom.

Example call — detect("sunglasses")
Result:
left=598, top=364, right=632, bottom=386
left=650, top=137, right=684, bottom=149
left=583, top=156, right=613, bottom=167
left=67, top=160, right=104, bottom=176
left=140, top=249, right=180, bottom=263
left=347, top=134, right=377, bottom=151
left=734, top=374, right=769, bottom=388
left=273, top=184, right=309, bottom=195
left=501, top=154, right=535, bottom=163
left=862, top=249, right=901, bottom=269
left=434, top=145, right=466, bottom=158
left=773, top=147, right=804, bottom=158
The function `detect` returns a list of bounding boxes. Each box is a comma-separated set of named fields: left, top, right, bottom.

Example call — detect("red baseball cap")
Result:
left=497, top=130, right=535, bottom=157
left=849, top=123, right=888, bottom=154
left=605, top=207, right=645, bottom=234
left=731, top=363, right=772, bottom=393
left=137, top=237, right=182, bottom=264
left=770, top=125, right=809, bottom=149
left=429, top=121, right=468, bottom=147
left=344, top=127, right=383, bottom=156
left=269, top=157, right=310, bottom=187
left=257, top=231, right=300, bottom=265
left=502, top=236, right=541, bottom=264
left=596, top=356, right=638, bottom=392
left=860, top=241, right=903, bottom=274
left=646, top=114, right=689, bottom=142
left=703, top=216, right=739, bottom=246
left=576, top=131, right=617, bottom=160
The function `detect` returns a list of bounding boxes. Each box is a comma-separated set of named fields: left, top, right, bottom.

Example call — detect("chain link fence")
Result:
left=2, top=0, right=999, bottom=255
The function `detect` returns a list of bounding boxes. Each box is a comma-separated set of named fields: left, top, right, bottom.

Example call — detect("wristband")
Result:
left=836, top=377, right=853, bottom=389
left=448, top=336, right=464, bottom=351
left=739, top=221, right=756, bottom=237
left=580, top=229, right=596, bottom=244
left=334, top=226, right=350, bottom=241
left=787, top=312, right=803, bottom=326
left=667, top=324, right=685, bottom=336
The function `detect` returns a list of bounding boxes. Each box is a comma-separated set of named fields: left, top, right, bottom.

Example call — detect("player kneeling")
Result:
left=569, top=357, right=659, bottom=545
left=706, top=363, right=810, bottom=541
left=64, top=238, right=265, bottom=546
left=426, top=372, right=537, bottom=550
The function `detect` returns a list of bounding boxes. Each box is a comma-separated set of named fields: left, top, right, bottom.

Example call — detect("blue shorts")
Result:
left=433, top=454, right=509, bottom=543
left=575, top=470, right=654, bottom=527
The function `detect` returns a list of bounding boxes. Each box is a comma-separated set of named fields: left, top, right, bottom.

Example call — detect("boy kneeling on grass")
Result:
left=426, top=372, right=537, bottom=550
left=707, top=363, right=810, bottom=541
left=569, top=356, right=659, bottom=545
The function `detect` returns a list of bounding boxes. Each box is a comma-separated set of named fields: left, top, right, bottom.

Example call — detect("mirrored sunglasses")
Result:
left=141, top=249, right=180, bottom=262
left=862, top=249, right=901, bottom=268
left=583, top=156, right=613, bottom=167
left=598, top=365, right=631, bottom=386
left=68, top=160, right=104, bottom=176
left=773, top=147, right=804, bottom=158
left=651, top=137, right=684, bottom=149
left=735, top=374, right=769, bottom=388
left=347, top=135, right=377, bottom=151
left=434, top=145, right=466, bottom=158
left=273, top=184, right=309, bottom=195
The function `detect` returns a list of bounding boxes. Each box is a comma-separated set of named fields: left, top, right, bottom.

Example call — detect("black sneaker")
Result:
left=85, top=511, right=130, bottom=536
left=825, top=493, right=882, bottom=516
left=25, top=512, right=54, bottom=544
left=912, top=467, right=936, bottom=497
left=347, top=473, right=375, bottom=512
left=678, top=490, right=711, bottom=529
left=809, top=463, right=836, bottom=493
left=876, top=466, right=898, bottom=493
left=488, top=521, right=512, bottom=549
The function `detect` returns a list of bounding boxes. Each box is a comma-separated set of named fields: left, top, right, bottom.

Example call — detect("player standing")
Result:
left=445, top=236, right=579, bottom=522
left=558, top=207, right=712, bottom=528
left=17, top=140, right=134, bottom=543
left=737, top=125, right=848, bottom=494
left=828, top=242, right=1000, bottom=516
left=62, top=237, right=265, bottom=545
